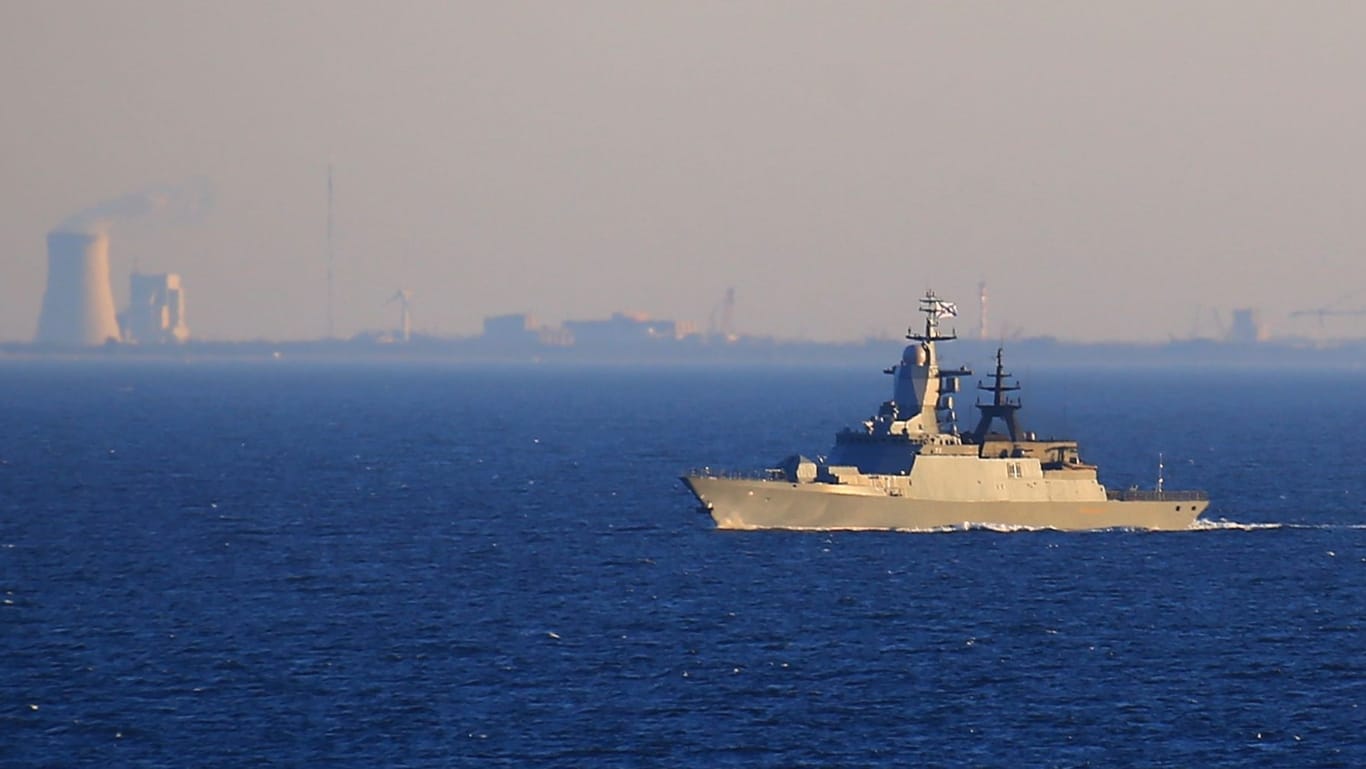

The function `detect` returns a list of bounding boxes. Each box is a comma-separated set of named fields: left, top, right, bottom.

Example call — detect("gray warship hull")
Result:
left=683, top=475, right=1206, bottom=532
left=681, top=291, right=1210, bottom=533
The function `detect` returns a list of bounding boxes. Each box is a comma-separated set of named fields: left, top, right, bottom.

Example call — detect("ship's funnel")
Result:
left=34, top=231, right=122, bottom=347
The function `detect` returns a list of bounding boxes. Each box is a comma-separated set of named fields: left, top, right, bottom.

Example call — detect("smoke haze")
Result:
left=57, top=178, right=215, bottom=235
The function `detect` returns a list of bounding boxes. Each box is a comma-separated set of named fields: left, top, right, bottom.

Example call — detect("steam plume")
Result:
left=57, top=177, right=214, bottom=234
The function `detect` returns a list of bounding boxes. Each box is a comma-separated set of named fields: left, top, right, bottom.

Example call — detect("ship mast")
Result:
left=885, top=291, right=962, bottom=435
left=906, top=291, right=958, bottom=348
left=969, top=348, right=1024, bottom=443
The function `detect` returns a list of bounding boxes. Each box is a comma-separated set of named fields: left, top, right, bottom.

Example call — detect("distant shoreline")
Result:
left=3, top=335, right=1365, bottom=370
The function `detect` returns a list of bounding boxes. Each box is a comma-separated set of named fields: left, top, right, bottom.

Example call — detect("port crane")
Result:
left=1290, top=290, right=1366, bottom=328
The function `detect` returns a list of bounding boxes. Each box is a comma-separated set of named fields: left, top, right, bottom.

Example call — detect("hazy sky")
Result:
left=3, top=1, right=1365, bottom=342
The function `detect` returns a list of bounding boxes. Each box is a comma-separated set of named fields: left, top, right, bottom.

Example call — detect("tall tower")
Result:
left=327, top=163, right=335, bottom=338
left=389, top=289, right=413, bottom=343
left=35, top=231, right=122, bottom=346
left=977, top=280, right=989, bottom=341
left=720, top=287, right=735, bottom=340
left=708, top=287, right=737, bottom=341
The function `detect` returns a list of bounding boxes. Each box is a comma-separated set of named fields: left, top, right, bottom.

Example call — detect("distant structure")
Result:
left=481, top=311, right=694, bottom=348
left=564, top=312, right=695, bottom=345
left=482, top=313, right=571, bottom=346
left=1197, top=307, right=1227, bottom=340
left=326, top=163, right=335, bottom=338
left=1289, top=294, right=1366, bottom=331
left=483, top=313, right=541, bottom=344
left=1228, top=308, right=1269, bottom=343
left=122, top=272, right=189, bottom=343
left=388, top=289, right=413, bottom=343
left=708, top=287, right=737, bottom=341
left=34, top=231, right=122, bottom=346
left=977, top=280, right=989, bottom=340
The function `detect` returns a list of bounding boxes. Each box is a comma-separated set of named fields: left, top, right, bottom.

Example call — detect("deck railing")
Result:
left=1105, top=489, right=1208, bottom=502
left=684, top=468, right=783, bottom=481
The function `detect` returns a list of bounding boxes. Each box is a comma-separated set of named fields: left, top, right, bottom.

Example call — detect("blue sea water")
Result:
left=1, top=361, right=1363, bottom=767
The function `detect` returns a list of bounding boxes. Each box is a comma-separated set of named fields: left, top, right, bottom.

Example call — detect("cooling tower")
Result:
left=34, top=231, right=122, bottom=346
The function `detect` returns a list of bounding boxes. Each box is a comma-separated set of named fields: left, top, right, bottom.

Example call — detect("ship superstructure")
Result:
left=682, top=291, right=1209, bottom=531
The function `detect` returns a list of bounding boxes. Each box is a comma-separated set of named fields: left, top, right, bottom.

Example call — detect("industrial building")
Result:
left=1228, top=308, right=1269, bottom=344
left=563, top=312, right=695, bottom=346
left=33, top=229, right=190, bottom=347
left=122, top=272, right=189, bottom=344
left=482, top=313, right=570, bottom=346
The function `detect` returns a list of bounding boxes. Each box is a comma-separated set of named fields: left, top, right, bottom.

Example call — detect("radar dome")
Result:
left=902, top=344, right=928, bottom=366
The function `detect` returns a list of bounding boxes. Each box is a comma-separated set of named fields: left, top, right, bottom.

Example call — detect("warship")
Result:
left=682, top=291, right=1208, bottom=531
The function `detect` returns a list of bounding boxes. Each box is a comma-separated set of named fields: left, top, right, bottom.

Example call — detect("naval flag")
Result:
left=935, top=300, right=959, bottom=318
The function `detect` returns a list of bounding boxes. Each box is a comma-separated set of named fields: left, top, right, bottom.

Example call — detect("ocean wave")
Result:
left=1190, top=519, right=1366, bottom=531
left=1189, top=519, right=1286, bottom=531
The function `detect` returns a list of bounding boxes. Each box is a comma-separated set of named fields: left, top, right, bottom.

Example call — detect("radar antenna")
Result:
left=969, top=348, right=1024, bottom=443
left=907, top=290, right=958, bottom=344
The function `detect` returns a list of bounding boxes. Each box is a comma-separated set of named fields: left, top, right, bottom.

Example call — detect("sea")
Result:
left=1, top=360, right=1362, bottom=768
